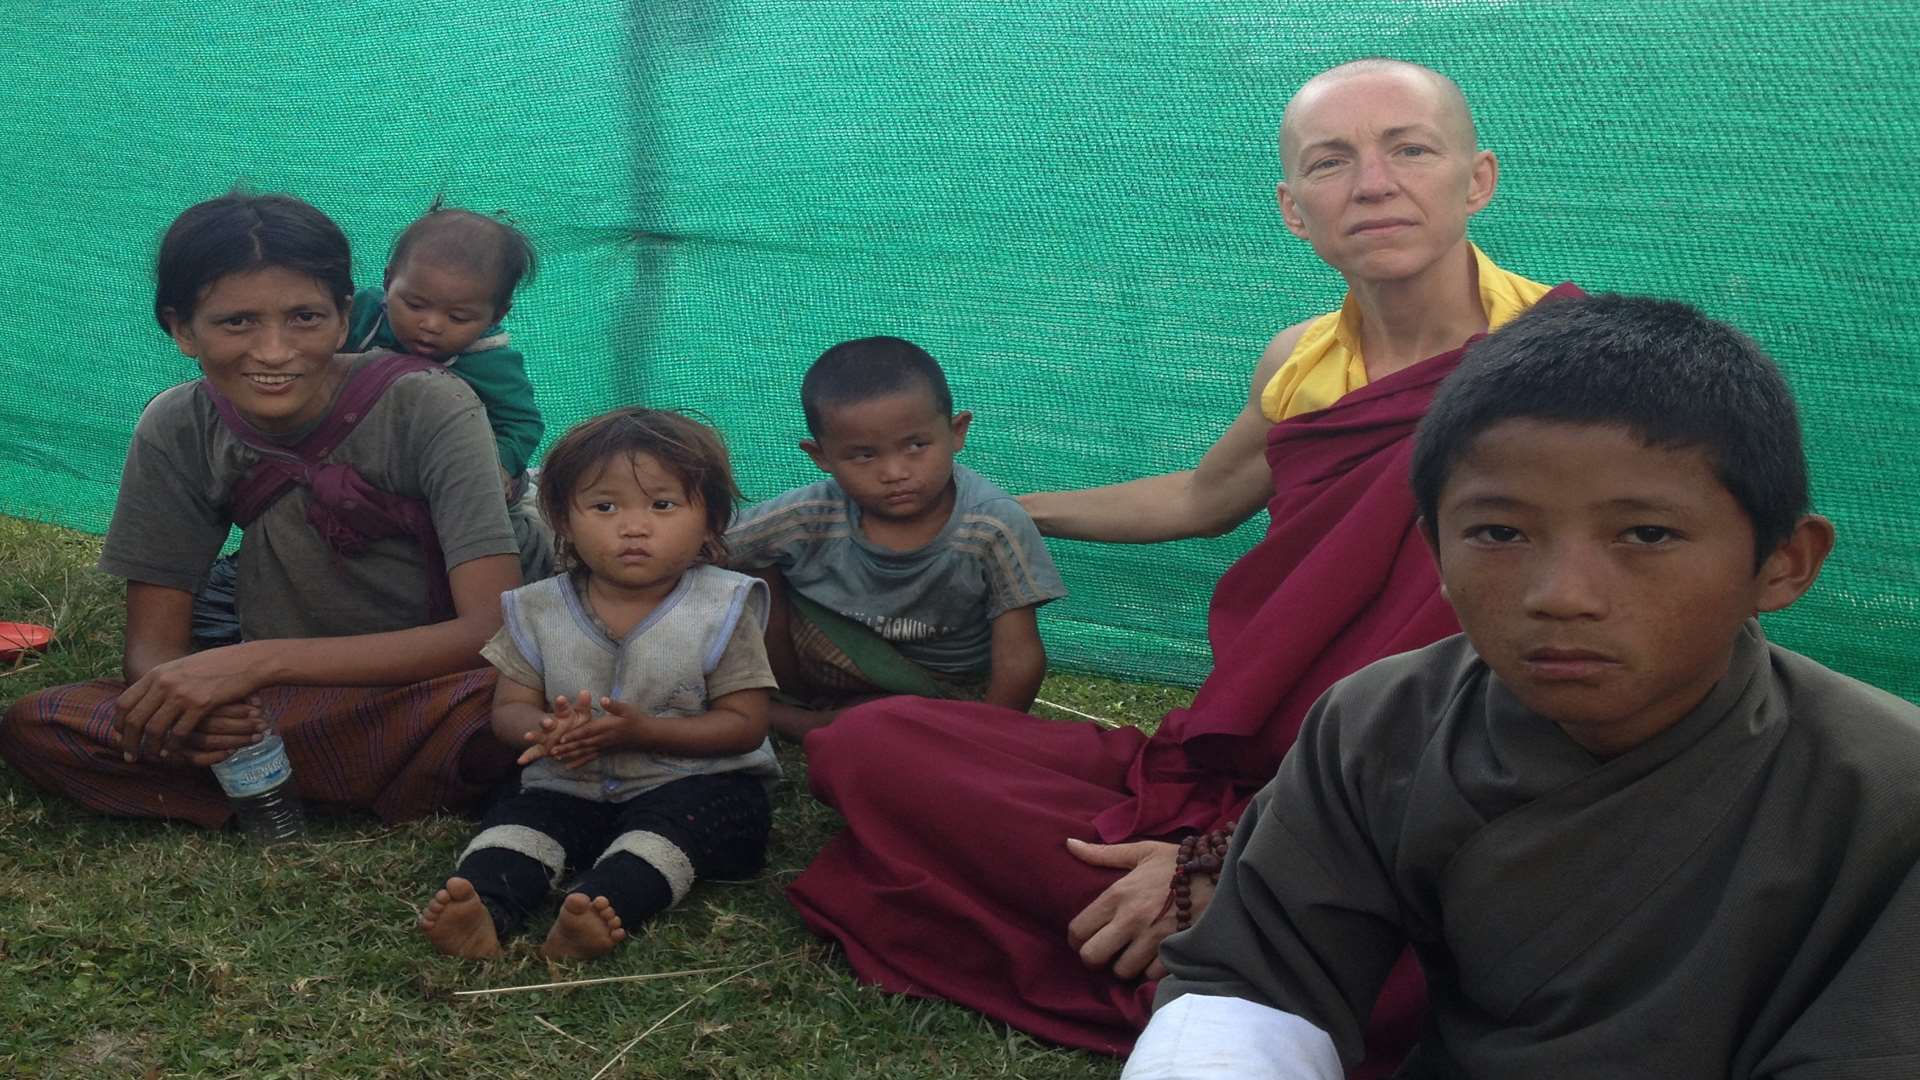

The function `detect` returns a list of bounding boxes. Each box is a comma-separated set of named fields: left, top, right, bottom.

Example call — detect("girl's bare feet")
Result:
left=542, top=892, right=626, bottom=960
left=419, top=877, right=503, bottom=959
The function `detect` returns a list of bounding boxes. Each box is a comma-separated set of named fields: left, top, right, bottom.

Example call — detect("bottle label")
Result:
left=211, top=740, right=293, bottom=798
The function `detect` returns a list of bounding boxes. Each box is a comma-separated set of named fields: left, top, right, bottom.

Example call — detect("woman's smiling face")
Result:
left=168, top=266, right=349, bottom=432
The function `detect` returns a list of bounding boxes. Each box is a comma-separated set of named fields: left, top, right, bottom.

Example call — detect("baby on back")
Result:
left=349, top=200, right=549, bottom=577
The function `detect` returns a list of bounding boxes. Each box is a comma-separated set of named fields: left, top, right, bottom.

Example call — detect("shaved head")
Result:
left=1279, top=58, right=1477, bottom=180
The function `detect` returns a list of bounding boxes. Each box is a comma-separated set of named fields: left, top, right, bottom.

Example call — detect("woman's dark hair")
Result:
left=385, top=196, right=537, bottom=315
left=1410, top=292, right=1809, bottom=566
left=539, top=407, right=742, bottom=570
left=153, top=190, right=353, bottom=331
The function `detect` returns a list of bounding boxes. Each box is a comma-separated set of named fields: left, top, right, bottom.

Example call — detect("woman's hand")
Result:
left=1064, top=837, right=1215, bottom=981
left=172, top=703, right=267, bottom=766
left=115, top=643, right=269, bottom=763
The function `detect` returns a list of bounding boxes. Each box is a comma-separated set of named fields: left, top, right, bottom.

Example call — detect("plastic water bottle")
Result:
left=210, top=724, right=306, bottom=843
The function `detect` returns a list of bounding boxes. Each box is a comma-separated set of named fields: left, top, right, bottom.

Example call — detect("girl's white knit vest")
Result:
left=500, top=564, right=780, bottom=802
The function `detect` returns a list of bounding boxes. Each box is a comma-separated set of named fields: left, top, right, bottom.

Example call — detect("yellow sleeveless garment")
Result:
left=1260, top=244, right=1552, bottom=423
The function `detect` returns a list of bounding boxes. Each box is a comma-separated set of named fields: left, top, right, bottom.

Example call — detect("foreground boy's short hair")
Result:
left=799, top=336, right=954, bottom=438
left=1411, top=292, right=1807, bottom=562
left=1128, top=293, right=1920, bottom=1080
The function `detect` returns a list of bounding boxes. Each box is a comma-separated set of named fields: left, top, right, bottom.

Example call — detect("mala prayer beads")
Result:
left=1168, top=820, right=1237, bottom=931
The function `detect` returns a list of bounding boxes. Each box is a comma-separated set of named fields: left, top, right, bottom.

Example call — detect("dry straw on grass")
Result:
left=588, top=955, right=791, bottom=1080
left=453, top=963, right=740, bottom=998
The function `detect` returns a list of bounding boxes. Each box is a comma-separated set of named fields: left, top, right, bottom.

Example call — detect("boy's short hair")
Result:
left=801, top=336, right=954, bottom=439
left=385, top=196, right=537, bottom=314
left=1410, top=292, right=1809, bottom=564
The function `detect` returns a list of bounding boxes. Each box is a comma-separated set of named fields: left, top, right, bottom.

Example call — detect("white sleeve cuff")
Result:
left=1121, top=994, right=1343, bottom=1080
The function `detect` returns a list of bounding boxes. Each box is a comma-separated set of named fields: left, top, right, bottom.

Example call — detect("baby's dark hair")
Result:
left=1411, top=292, right=1809, bottom=566
left=800, top=336, right=953, bottom=439
left=154, top=189, right=353, bottom=331
left=539, top=407, right=742, bottom=570
left=385, top=197, right=537, bottom=315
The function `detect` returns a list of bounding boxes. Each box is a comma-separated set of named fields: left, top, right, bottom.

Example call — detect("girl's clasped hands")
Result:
left=516, top=690, right=647, bottom=769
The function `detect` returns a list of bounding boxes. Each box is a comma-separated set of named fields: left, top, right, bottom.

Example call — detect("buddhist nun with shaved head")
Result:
left=785, top=59, right=1582, bottom=1076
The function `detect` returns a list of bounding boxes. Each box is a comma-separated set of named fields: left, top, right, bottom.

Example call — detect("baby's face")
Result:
left=1430, top=418, right=1769, bottom=757
left=383, top=259, right=499, bottom=360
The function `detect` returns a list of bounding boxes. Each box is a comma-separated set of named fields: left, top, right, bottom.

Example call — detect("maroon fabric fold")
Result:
left=1109, top=280, right=1588, bottom=841
left=207, top=352, right=454, bottom=620
left=787, top=282, right=1583, bottom=1070
left=1095, top=344, right=1469, bottom=841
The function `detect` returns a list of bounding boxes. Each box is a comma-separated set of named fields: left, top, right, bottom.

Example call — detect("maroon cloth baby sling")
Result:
left=205, top=352, right=455, bottom=620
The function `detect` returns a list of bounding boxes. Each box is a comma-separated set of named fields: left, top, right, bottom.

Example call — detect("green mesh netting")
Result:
left=2, top=2, right=1913, bottom=699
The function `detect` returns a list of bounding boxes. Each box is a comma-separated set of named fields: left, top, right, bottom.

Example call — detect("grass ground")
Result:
left=0, top=516, right=1190, bottom=1078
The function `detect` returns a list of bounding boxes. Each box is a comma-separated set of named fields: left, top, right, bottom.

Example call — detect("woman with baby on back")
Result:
left=0, top=190, right=525, bottom=823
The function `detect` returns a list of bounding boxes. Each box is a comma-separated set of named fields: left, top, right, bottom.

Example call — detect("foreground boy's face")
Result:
left=1432, top=419, right=1773, bottom=757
